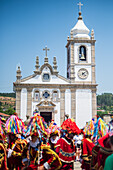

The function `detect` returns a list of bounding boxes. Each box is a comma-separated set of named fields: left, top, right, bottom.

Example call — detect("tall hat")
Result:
left=26, top=113, right=49, bottom=139
left=6, top=115, right=22, bottom=134
left=61, top=118, right=81, bottom=134
left=93, top=117, right=109, bottom=143
left=84, top=119, right=95, bottom=136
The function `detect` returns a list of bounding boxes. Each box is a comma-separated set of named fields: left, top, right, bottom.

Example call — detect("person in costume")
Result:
left=55, top=118, right=80, bottom=170
left=27, top=130, right=62, bottom=170
left=6, top=115, right=29, bottom=170
left=55, top=131, right=75, bottom=170
left=91, top=133, right=113, bottom=170
left=49, top=130, right=59, bottom=151
left=0, top=119, right=8, bottom=170
left=81, top=135, right=95, bottom=170
left=48, top=121, right=60, bottom=152
left=73, top=133, right=83, bottom=161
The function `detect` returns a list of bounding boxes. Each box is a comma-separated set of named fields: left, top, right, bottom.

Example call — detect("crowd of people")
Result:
left=0, top=112, right=113, bottom=170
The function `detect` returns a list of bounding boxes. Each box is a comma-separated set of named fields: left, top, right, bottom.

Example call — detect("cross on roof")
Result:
left=43, top=46, right=50, bottom=57
left=77, top=2, right=83, bottom=12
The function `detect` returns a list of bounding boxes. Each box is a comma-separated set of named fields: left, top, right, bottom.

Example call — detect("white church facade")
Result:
left=13, top=5, right=97, bottom=128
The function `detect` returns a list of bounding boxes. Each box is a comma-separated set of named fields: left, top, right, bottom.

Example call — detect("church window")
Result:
left=79, top=46, right=86, bottom=61
left=43, top=91, right=50, bottom=99
left=42, top=73, right=50, bottom=81
left=53, top=91, right=58, bottom=102
left=35, top=91, right=40, bottom=101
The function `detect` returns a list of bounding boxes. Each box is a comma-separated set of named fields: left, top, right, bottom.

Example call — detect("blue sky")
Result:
left=0, top=0, right=113, bottom=94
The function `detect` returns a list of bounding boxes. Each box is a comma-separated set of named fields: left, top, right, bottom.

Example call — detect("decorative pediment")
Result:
left=40, top=64, right=53, bottom=74
left=37, top=101, right=56, bottom=108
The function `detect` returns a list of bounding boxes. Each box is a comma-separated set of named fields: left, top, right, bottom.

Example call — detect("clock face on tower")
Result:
left=78, top=68, right=88, bottom=79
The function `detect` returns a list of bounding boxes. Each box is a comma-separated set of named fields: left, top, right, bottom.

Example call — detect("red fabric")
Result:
left=61, top=119, right=81, bottom=134
left=60, top=162, right=73, bottom=170
left=82, top=138, right=95, bottom=156
left=56, top=137, right=75, bottom=163
left=98, top=133, right=110, bottom=147
left=82, top=138, right=95, bottom=170
left=97, top=134, right=112, bottom=169
left=28, top=144, right=62, bottom=170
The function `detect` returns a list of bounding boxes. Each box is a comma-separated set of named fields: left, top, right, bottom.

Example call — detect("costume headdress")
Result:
left=84, top=119, right=95, bottom=136
left=93, top=117, right=108, bottom=143
left=6, top=115, right=22, bottom=134
left=61, top=118, right=81, bottom=134
left=26, top=113, right=49, bottom=139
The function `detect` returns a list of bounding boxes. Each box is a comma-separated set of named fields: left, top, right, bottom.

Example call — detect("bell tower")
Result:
left=66, top=2, right=96, bottom=84
left=66, top=2, right=97, bottom=127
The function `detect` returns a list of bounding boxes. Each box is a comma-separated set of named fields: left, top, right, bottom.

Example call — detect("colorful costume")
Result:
left=81, top=137, right=95, bottom=170
left=48, top=121, right=60, bottom=151
left=91, top=133, right=112, bottom=170
left=56, top=135, right=75, bottom=170
left=0, top=118, right=8, bottom=170
left=0, top=141, right=8, bottom=170
left=6, top=114, right=28, bottom=170
left=27, top=137, right=62, bottom=170
left=26, top=114, right=62, bottom=170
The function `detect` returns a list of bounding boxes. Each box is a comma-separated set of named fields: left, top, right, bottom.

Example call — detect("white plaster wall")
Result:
left=31, top=88, right=61, bottom=126
left=54, top=102, right=60, bottom=127
left=76, top=89, right=92, bottom=128
left=74, top=65, right=92, bottom=82
left=21, top=74, right=69, bottom=84
left=65, top=89, right=71, bottom=118
left=74, top=43, right=91, bottom=64
left=20, top=88, right=27, bottom=121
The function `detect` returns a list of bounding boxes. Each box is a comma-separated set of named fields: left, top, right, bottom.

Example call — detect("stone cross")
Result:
left=77, top=2, right=83, bottom=12
left=43, top=46, right=50, bottom=57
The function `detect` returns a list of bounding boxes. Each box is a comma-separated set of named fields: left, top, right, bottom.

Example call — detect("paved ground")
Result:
left=74, top=161, right=82, bottom=170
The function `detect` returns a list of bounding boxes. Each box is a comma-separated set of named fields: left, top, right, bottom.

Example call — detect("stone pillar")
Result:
left=27, top=88, right=32, bottom=118
left=70, top=38, right=75, bottom=82
left=71, top=89, right=76, bottom=121
left=60, top=89, right=65, bottom=125
left=91, top=42, right=96, bottom=84
left=92, top=89, right=97, bottom=119
left=16, top=88, right=21, bottom=117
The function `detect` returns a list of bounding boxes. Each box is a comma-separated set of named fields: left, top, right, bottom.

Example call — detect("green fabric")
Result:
left=104, top=154, right=113, bottom=170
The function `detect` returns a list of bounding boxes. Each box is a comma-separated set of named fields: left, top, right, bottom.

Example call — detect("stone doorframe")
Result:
left=36, top=101, right=56, bottom=120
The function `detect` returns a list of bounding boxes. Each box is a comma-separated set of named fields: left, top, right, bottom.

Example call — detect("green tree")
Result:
left=0, top=106, right=3, bottom=113
left=4, top=107, right=15, bottom=115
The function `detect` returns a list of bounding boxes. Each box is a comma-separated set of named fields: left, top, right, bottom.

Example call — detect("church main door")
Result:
left=40, top=112, right=52, bottom=124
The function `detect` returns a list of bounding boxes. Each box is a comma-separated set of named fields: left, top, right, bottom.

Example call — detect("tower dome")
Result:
left=71, top=11, right=90, bottom=39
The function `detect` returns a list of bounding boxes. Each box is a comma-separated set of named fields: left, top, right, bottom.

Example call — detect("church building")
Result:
left=13, top=3, right=97, bottom=128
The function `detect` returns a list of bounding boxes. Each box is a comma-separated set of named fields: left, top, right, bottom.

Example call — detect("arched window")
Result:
left=79, top=46, right=86, bottom=61
left=35, top=91, right=40, bottom=101
left=53, top=91, right=58, bottom=102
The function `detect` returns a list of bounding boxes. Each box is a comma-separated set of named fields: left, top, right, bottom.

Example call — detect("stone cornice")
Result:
left=66, top=39, right=96, bottom=48
left=13, top=83, right=98, bottom=90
